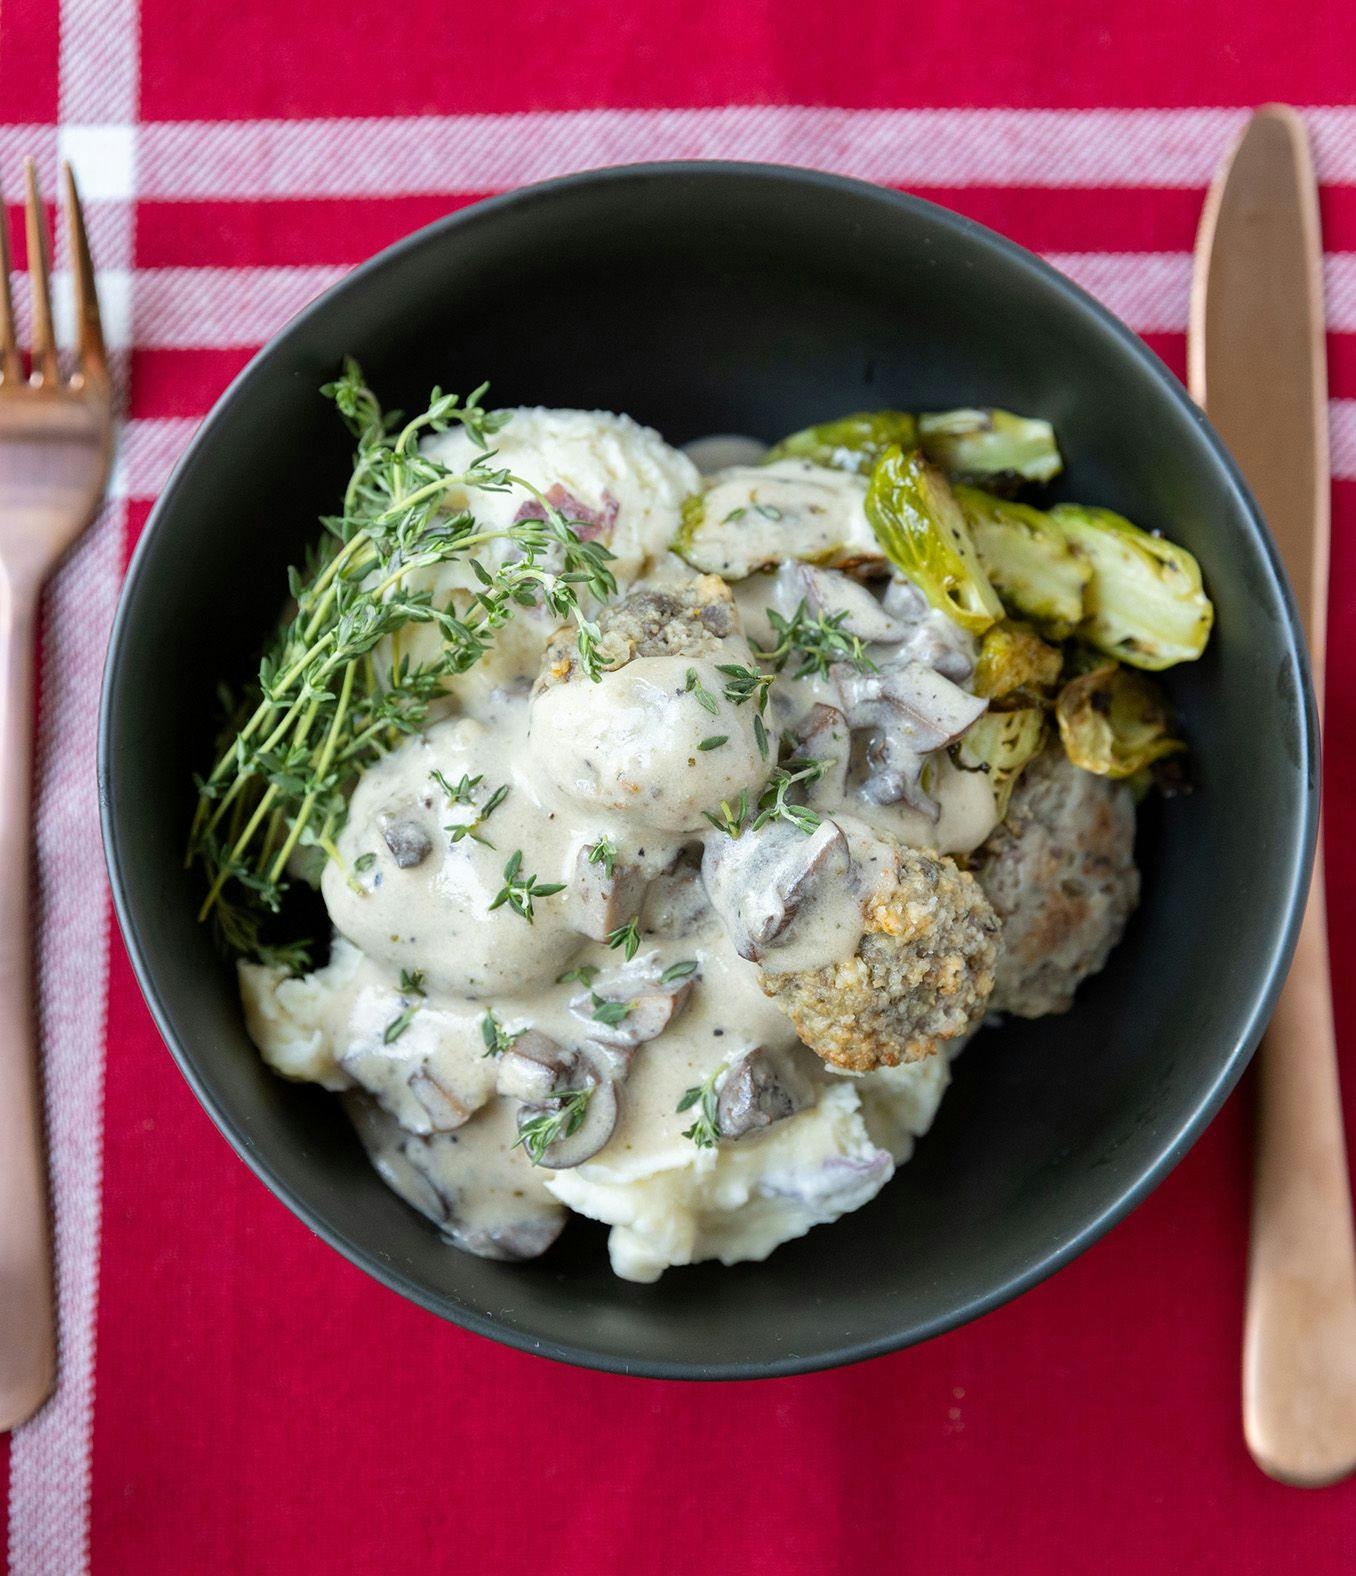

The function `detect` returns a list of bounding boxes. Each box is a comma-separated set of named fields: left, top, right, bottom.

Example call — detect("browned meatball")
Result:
left=535, top=574, right=737, bottom=690
left=759, top=836, right=999, bottom=1073
left=973, top=747, right=1139, bottom=1018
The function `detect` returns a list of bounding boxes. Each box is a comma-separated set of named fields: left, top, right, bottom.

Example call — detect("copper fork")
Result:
left=0, top=160, right=113, bottom=1432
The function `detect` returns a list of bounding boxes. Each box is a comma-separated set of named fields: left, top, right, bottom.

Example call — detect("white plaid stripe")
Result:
left=4, top=1, right=139, bottom=1571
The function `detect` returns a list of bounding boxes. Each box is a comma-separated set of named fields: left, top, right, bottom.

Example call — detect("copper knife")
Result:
left=1190, top=105, right=1356, bottom=1487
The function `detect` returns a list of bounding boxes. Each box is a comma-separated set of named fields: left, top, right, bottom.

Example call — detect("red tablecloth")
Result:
left=4, top=3, right=1356, bottom=1571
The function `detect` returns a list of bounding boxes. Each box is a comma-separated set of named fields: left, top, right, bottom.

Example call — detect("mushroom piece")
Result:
left=407, top=1070, right=475, bottom=1129
left=569, top=957, right=695, bottom=1048
left=787, top=704, right=850, bottom=808
left=716, top=1046, right=817, bottom=1139
left=878, top=576, right=975, bottom=683
left=567, top=844, right=649, bottom=942
left=701, top=818, right=852, bottom=961
left=378, top=814, right=433, bottom=869
left=451, top=1216, right=568, bottom=1262
left=494, top=1030, right=577, bottom=1103
left=345, top=1094, right=567, bottom=1260
left=834, top=661, right=986, bottom=815
left=335, top=1010, right=496, bottom=1136
left=514, top=1044, right=622, bottom=1169
left=779, top=562, right=912, bottom=645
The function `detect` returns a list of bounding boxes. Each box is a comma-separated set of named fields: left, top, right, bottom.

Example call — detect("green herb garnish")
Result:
left=590, top=993, right=633, bottom=1028
left=514, top=1088, right=592, bottom=1165
left=606, top=916, right=641, bottom=960
left=586, top=836, right=617, bottom=879
left=684, top=667, right=720, bottom=716
left=187, top=360, right=615, bottom=962
left=677, top=1061, right=726, bottom=1148
left=702, top=787, right=750, bottom=839
left=753, top=599, right=877, bottom=680
left=751, top=760, right=831, bottom=836
left=489, top=850, right=566, bottom=923
left=481, top=1009, right=522, bottom=1058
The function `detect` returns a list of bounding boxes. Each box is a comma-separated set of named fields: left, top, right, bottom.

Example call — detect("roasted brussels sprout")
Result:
left=1049, top=504, right=1213, bottom=670
left=918, top=408, right=1064, bottom=489
left=972, top=620, right=1063, bottom=702
left=763, top=410, right=920, bottom=475
left=955, top=707, right=1048, bottom=818
left=864, top=447, right=1004, bottom=635
left=956, top=485, right=1091, bottom=639
left=1055, top=662, right=1185, bottom=778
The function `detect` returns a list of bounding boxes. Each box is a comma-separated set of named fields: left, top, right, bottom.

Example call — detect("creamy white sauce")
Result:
left=238, top=408, right=1002, bottom=1279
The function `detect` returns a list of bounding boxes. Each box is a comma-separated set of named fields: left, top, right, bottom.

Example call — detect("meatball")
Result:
left=527, top=575, right=766, bottom=834
left=760, top=837, right=999, bottom=1072
left=535, top=573, right=737, bottom=690
left=972, top=747, right=1139, bottom=1018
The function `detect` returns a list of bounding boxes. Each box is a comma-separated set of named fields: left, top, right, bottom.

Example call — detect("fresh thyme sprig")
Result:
left=437, top=774, right=510, bottom=846
left=750, top=759, right=832, bottom=836
left=585, top=836, right=617, bottom=879
left=187, top=361, right=615, bottom=964
left=677, top=1061, right=726, bottom=1148
left=383, top=969, right=426, bottom=1044
left=488, top=850, right=566, bottom=923
left=752, top=600, right=877, bottom=680
left=556, top=963, right=599, bottom=987
left=480, top=1009, right=522, bottom=1058
left=590, top=993, right=633, bottom=1028
left=606, top=916, right=641, bottom=960
left=684, top=668, right=720, bottom=716
left=702, top=787, right=750, bottom=839
left=514, top=1088, right=593, bottom=1165
left=716, top=662, right=774, bottom=713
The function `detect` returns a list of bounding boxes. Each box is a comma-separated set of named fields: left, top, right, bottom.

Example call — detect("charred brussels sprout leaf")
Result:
left=972, top=620, right=1063, bottom=702
left=763, top=410, right=919, bottom=475
left=956, top=485, right=1091, bottom=639
left=864, top=447, right=1004, bottom=635
left=1055, top=663, right=1186, bottom=778
left=918, top=408, right=1064, bottom=490
left=1049, top=504, right=1214, bottom=671
left=954, top=707, right=1047, bottom=818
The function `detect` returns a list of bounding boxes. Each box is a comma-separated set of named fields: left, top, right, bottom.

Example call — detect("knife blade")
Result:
left=1190, top=105, right=1356, bottom=1488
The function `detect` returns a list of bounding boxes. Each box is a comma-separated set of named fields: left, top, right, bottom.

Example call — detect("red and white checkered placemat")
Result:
left=4, top=1, right=1356, bottom=1570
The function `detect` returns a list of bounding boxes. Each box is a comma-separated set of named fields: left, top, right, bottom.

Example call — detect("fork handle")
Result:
left=0, top=572, right=55, bottom=1432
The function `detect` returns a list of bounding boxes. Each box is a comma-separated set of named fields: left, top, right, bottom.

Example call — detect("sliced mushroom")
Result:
left=345, top=1093, right=567, bottom=1259
left=878, top=576, right=975, bottom=682
left=379, top=814, right=433, bottom=869
left=882, top=574, right=929, bottom=623
left=834, top=660, right=986, bottom=815
left=569, top=957, right=695, bottom=1048
left=788, top=704, right=850, bottom=808
left=780, top=562, right=911, bottom=645
left=716, top=1046, right=817, bottom=1139
left=494, top=1030, right=575, bottom=1103
left=336, top=1007, right=495, bottom=1136
left=518, top=1054, right=621, bottom=1169
left=450, top=1216, right=567, bottom=1262
left=407, top=1070, right=475, bottom=1129
left=568, top=844, right=649, bottom=942
left=701, top=818, right=851, bottom=961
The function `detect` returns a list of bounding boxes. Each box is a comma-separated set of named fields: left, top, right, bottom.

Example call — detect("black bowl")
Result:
left=99, top=163, right=1317, bottom=1379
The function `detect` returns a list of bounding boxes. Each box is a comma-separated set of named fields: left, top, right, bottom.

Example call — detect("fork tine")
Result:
left=61, top=162, right=106, bottom=385
left=0, top=174, right=20, bottom=384
left=23, top=159, right=58, bottom=387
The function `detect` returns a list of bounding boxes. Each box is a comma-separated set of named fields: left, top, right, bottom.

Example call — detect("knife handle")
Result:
left=1244, top=838, right=1356, bottom=1486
